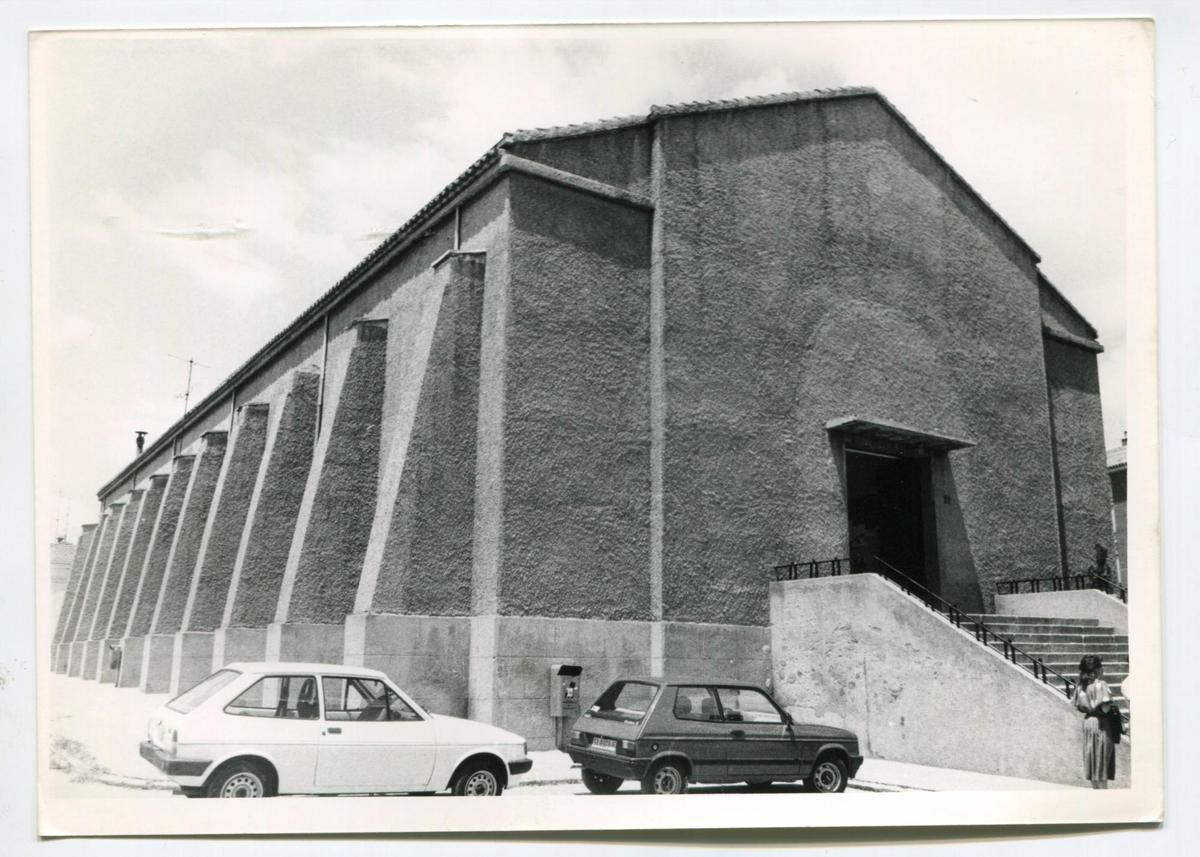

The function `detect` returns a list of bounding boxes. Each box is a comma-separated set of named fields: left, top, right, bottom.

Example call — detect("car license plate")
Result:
left=590, top=737, right=617, bottom=753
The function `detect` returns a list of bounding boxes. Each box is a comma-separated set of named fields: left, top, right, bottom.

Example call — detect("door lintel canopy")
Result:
left=826, top=416, right=975, bottom=455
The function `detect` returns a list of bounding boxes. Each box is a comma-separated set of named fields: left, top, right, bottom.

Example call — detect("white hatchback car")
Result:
left=139, top=662, right=532, bottom=797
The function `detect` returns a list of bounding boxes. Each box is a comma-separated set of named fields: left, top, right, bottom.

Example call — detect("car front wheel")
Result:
left=641, top=760, right=688, bottom=795
left=805, top=756, right=848, bottom=793
left=581, top=768, right=623, bottom=795
left=452, top=761, right=504, bottom=796
left=206, top=760, right=273, bottom=798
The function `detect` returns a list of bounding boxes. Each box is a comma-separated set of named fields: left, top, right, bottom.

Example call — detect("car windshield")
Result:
left=167, top=669, right=242, bottom=714
left=588, top=680, right=659, bottom=723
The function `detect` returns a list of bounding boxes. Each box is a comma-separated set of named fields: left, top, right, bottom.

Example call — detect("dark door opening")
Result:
left=845, top=448, right=936, bottom=592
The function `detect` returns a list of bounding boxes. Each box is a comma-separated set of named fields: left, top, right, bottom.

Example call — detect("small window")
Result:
left=716, top=687, right=784, bottom=724
left=225, top=675, right=319, bottom=720
left=167, top=669, right=241, bottom=714
left=673, top=686, right=723, bottom=722
left=321, top=677, right=421, bottom=722
left=587, top=680, right=659, bottom=723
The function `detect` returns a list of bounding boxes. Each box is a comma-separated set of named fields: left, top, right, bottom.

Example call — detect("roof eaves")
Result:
left=98, top=144, right=504, bottom=499
left=1038, top=272, right=1100, bottom=340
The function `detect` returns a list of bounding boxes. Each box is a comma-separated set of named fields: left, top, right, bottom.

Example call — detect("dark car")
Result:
left=566, top=677, right=862, bottom=795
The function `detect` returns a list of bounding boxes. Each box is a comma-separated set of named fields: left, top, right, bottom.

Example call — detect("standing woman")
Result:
left=1073, top=654, right=1117, bottom=788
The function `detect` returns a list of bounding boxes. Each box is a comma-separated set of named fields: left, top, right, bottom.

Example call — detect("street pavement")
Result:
left=43, top=672, right=1080, bottom=799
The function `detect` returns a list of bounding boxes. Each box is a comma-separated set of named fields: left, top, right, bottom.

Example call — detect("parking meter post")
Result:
left=550, top=664, right=583, bottom=751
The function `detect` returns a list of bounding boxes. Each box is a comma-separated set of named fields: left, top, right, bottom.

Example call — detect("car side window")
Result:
left=673, top=686, right=723, bottom=722
left=716, top=687, right=784, bottom=724
left=321, top=677, right=421, bottom=722
left=224, top=675, right=319, bottom=720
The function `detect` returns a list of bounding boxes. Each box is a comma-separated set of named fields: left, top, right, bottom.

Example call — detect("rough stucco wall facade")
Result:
left=108, top=475, right=167, bottom=638
left=226, top=370, right=319, bottom=628
left=370, top=255, right=484, bottom=615
left=53, top=524, right=96, bottom=646
left=153, top=432, right=228, bottom=634
left=184, top=404, right=271, bottom=631
left=655, top=97, right=1062, bottom=621
left=1044, top=337, right=1113, bottom=572
left=284, top=323, right=386, bottom=624
left=63, top=519, right=108, bottom=645
left=499, top=174, right=653, bottom=620
left=90, top=492, right=143, bottom=639
left=72, top=510, right=120, bottom=642
left=127, top=456, right=195, bottom=637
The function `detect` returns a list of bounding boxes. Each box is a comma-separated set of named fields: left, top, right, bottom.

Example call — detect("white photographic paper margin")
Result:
left=25, top=15, right=1163, bottom=840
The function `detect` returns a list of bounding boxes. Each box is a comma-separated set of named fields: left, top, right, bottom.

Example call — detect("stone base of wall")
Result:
left=467, top=615, right=769, bottom=751
left=170, top=631, right=216, bottom=695
left=99, top=638, right=121, bottom=683
left=67, top=641, right=85, bottom=677
left=118, top=636, right=146, bottom=688
left=267, top=622, right=344, bottom=664
left=141, top=634, right=175, bottom=693
left=82, top=639, right=102, bottom=680
left=344, top=613, right=470, bottom=717
left=212, top=626, right=269, bottom=670
left=54, top=643, right=70, bottom=674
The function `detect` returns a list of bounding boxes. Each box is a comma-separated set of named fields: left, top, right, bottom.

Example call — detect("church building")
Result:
left=52, top=88, right=1112, bottom=752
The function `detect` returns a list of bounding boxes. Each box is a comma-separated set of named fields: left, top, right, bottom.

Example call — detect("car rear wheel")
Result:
left=641, top=760, right=688, bottom=795
left=581, top=768, right=623, bottom=795
left=805, top=756, right=848, bottom=793
left=206, top=760, right=273, bottom=798
left=452, top=761, right=504, bottom=797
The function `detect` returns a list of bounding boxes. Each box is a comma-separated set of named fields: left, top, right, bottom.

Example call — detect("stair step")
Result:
left=994, top=632, right=1128, bottom=644
left=1014, top=642, right=1128, bottom=654
left=966, top=621, right=1118, bottom=635
left=967, top=614, right=1101, bottom=627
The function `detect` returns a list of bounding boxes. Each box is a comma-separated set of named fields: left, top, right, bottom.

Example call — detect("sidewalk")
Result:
left=44, top=672, right=1080, bottom=795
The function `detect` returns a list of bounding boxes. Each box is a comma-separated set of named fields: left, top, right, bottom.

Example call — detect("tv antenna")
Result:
left=167, top=353, right=212, bottom=417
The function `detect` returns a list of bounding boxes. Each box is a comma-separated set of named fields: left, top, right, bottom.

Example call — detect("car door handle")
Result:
left=326, top=727, right=342, bottom=735
left=730, top=730, right=745, bottom=738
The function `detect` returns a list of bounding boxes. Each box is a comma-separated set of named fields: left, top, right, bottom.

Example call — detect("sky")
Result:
left=30, top=20, right=1146, bottom=544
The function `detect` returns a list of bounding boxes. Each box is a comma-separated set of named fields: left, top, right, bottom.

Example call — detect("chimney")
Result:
left=135, top=430, right=147, bottom=454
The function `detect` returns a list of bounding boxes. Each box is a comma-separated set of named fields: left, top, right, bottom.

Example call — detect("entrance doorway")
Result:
left=844, top=449, right=937, bottom=592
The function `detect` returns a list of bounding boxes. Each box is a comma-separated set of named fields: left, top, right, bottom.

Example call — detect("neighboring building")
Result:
left=53, top=89, right=1112, bottom=749
left=49, top=538, right=77, bottom=623
left=1108, top=434, right=1128, bottom=583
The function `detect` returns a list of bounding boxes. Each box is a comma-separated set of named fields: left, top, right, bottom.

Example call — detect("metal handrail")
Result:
left=866, top=556, right=1088, bottom=702
left=772, top=554, right=1131, bottom=724
left=996, top=569, right=1127, bottom=603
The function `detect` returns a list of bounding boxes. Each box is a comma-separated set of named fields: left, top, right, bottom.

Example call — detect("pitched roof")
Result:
left=99, top=87, right=1056, bottom=499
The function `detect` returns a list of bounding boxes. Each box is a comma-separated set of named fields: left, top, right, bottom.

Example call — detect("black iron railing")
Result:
left=772, top=557, right=854, bottom=581
left=773, top=555, right=1079, bottom=700
left=996, top=569, right=1127, bottom=603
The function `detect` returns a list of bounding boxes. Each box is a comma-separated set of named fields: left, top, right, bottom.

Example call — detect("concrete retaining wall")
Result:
left=769, top=574, right=1129, bottom=787
left=995, top=590, right=1128, bottom=634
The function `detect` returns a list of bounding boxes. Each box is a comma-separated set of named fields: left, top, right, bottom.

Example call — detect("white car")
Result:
left=139, top=662, right=532, bottom=797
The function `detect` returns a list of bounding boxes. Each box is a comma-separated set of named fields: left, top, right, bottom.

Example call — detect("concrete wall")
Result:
left=1109, top=466, right=1127, bottom=582
left=769, top=574, right=1129, bottom=786
left=184, top=404, right=271, bottom=632
left=52, top=524, right=95, bottom=649
left=995, top=590, right=1128, bottom=634
left=1044, top=338, right=1113, bottom=574
left=654, top=96, right=1062, bottom=621
left=498, top=173, right=652, bottom=620
left=107, top=477, right=167, bottom=639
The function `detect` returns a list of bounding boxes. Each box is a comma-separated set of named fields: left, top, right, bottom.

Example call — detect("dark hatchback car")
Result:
left=567, top=677, right=862, bottom=795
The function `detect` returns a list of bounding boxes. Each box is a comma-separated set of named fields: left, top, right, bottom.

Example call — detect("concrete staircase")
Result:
left=966, top=614, right=1130, bottom=719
